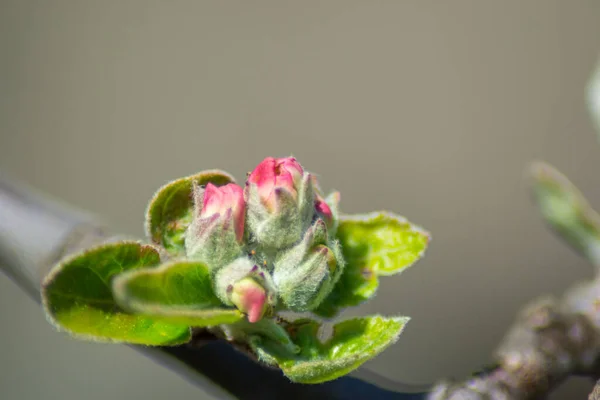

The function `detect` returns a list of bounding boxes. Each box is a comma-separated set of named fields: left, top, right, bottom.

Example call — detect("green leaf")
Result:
left=250, top=315, right=408, bottom=384
left=530, top=161, right=600, bottom=265
left=145, top=170, right=235, bottom=254
left=586, top=58, right=600, bottom=137
left=42, top=241, right=191, bottom=345
left=112, top=260, right=243, bottom=326
left=314, top=212, right=430, bottom=318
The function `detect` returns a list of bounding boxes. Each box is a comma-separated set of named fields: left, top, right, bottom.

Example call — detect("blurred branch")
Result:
left=428, top=277, right=600, bottom=399
left=590, top=379, right=600, bottom=400
left=428, top=162, right=600, bottom=399
left=0, top=172, right=428, bottom=400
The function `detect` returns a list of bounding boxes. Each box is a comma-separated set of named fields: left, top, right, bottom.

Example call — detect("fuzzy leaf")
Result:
left=314, top=212, right=430, bottom=318
left=530, top=161, right=600, bottom=265
left=112, top=260, right=243, bottom=326
left=145, top=170, right=235, bottom=254
left=42, top=242, right=191, bottom=345
left=250, top=315, right=408, bottom=384
left=586, top=59, right=600, bottom=137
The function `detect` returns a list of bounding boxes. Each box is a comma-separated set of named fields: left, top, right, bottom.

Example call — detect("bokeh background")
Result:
left=2, top=1, right=600, bottom=399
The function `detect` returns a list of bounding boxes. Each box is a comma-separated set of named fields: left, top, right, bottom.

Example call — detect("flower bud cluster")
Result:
left=184, top=157, right=343, bottom=322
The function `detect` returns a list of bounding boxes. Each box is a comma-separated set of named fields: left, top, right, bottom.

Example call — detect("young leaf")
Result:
left=42, top=241, right=191, bottom=345
left=112, top=260, right=243, bottom=326
left=586, top=58, right=600, bottom=137
left=314, top=212, right=430, bottom=318
left=530, top=161, right=600, bottom=265
left=145, top=170, right=235, bottom=254
left=250, top=315, right=409, bottom=384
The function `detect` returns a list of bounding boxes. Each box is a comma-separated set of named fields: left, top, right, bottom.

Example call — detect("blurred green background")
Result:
left=2, top=1, right=600, bottom=399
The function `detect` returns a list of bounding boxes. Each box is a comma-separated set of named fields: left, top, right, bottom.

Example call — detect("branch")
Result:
left=428, top=271, right=600, bottom=399
left=426, top=161, right=600, bottom=399
left=0, top=172, right=429, bottom=400
left=590, top=379, right=600, bottom=400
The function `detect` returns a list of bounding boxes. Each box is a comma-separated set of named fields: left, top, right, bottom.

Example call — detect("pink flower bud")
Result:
left=311, top=176, right=335, bottom=229
left=230, top=277, right=267, bottom=323
left=201, top=183, right=245, bottom=242
left=247, top=157, right=304, bottom=211
left=315, top=196, right=333, bottom=228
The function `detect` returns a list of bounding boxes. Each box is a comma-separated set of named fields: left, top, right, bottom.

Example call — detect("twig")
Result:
left=590, top=379, right=600, bottom=400
left=0, top=172, right=429, bottom=400
left=428, top=274, right=600, bottom=399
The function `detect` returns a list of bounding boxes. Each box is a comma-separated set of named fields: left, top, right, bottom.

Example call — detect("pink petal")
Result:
left=228, top=184, right=246, bottom=242
left=199, top=183, right=246, bottom=242
left=245, top=287, right=267, bottom=323
left=231, top=278, right=267, bottom=323
left=316, top=198, right=332, bottom=219
left=247, top=156, right=305, bottom=211
left=201, top=183, right=224, bottom=217
left=248, top=157, right=276, bottom=186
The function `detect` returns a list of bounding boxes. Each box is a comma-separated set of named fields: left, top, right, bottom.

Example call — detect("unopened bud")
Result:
left=274, top=244, right=337, bottom=312
left=184, top=182, right=245, bottom=270
left=214, top=257, right=276, bottom=323
left=245, top=156, right=315, bottom=249
left=230, top=277, right=268, bottom=323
